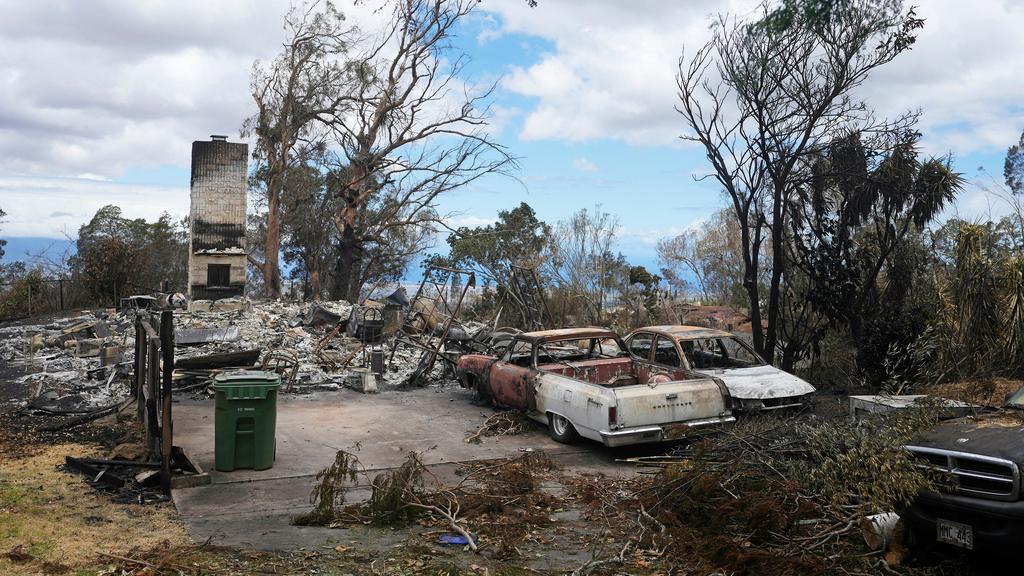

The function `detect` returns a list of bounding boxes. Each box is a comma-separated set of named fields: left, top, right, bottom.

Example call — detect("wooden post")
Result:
left=58, top=278, right=64, bottom=311
left=146, top=338, right=159, bottom=459
left=159, top=310, right=174, bottom=493
left=135, top=314, right=146, bottom=422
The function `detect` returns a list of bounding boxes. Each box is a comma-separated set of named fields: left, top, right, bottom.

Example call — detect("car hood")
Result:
left=698, top=365, right=816, bottom=400
left=910, top=413, right=1024, bottom=463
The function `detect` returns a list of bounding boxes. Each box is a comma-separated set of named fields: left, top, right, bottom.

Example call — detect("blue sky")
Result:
left=1, top=0, right=1022, bottom=279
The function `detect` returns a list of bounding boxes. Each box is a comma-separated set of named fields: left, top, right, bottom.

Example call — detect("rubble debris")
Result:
left=389, top=266, right=477, bottom=386
left=303, top=304, right=343, bottom=327
left=176, top=326, right=241, bottom=345
left=120, top=292, right=189, bottom=310
left=38, top=397, right=135, bottom=432
left=2, top=294, right=469, bottom=427
left=260, top=349, right=300, bottom=389
left=175, top=349, right=260, bottom=370
left=63, top=455, right=170, bottom=503
left=99, top=343, right=123, bottom=366
left=860, top=512, right=900, bottom=551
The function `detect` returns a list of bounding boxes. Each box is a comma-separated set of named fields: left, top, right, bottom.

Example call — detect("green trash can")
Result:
left=212, top=370, right=281, bottom=471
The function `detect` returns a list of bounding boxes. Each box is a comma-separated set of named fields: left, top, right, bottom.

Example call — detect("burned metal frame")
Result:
left=133, top=310, right=176, bottom=493
left=388, top=265, right=476, bottom=386
left=501, top=265, right=552, bottom=331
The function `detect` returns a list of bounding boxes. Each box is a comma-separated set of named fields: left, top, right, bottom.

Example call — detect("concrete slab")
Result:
left=849, top=394, right=980, bottom=420
left=171, top=386, right=636, bottom=551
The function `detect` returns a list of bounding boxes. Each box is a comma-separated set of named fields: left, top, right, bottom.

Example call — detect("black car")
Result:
left=903, top=387, right=1024, bottom=552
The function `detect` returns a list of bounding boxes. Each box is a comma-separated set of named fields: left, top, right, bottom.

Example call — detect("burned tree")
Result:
left=544, top=206, right=624, bottom=325
left=324, top=0, right=516, bottom=301
left=676, top=0, right=923, bottom=365
left=787, top=132, right=962, bottom=377
left=242, top=1, right=353, bottom=299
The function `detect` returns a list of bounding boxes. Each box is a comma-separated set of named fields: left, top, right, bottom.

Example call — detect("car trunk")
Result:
left=612, top=379, right=729, bottom=428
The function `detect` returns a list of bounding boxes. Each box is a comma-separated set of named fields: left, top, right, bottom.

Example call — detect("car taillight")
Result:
left=608, top=405, right=617, bottom=426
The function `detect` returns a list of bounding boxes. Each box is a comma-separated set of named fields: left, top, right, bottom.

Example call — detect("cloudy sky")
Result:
left=1, top=0, right=1022, bottom=271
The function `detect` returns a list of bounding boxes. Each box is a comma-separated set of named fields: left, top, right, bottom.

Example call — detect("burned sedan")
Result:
left=456, top=327, right=735, bottom=447
left=624, top=325, right=815, bottom=412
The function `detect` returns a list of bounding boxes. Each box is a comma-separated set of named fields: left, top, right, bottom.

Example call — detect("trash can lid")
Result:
left=212, top=370, right=281, bottom=386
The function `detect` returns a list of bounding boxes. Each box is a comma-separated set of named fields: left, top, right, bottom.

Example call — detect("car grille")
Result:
left=906, top=446, right=1020, bottom=501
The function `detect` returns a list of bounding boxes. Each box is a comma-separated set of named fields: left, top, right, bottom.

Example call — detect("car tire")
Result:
left=548, top=413, right=579, bottom=444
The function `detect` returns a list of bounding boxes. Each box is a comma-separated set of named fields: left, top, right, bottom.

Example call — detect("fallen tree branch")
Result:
left=39, top=396, right=134, bottom=431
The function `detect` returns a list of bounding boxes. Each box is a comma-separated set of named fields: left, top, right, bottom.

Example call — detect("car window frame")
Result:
left=653, top=335, right=684, bottom=368
left=627, top=332, right=654, bottom=362
left=718, top=336, right=766, bottom=366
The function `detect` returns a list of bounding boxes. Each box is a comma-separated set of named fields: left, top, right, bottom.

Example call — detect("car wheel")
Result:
left=548, top=413, right=579, bottom=443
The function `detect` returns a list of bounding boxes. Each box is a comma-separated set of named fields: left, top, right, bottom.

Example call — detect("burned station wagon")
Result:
left=625, top=325, right=816, bottom=412
left=456, top=327, right=735, bottom=447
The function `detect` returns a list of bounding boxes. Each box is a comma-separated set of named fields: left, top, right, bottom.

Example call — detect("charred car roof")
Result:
left=517, top=327, right=619, bottom=343
left=633, top=325, right=735, bottom=340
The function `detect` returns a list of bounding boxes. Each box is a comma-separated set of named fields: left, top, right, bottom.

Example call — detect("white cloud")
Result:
left=482, top=0, right=1024, bottom=155
left=0, top=0, right=396, bottom=179
left=486, top=0, right=744, bottom=144
left=0, top=176, right=188, bottom=238
left=448, top=215, right=497, bottom=229
left=571, top=157, right=598, bottom=172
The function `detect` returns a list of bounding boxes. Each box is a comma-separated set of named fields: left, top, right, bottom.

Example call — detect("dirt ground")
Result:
left=0, top=424, right=636, bottom=576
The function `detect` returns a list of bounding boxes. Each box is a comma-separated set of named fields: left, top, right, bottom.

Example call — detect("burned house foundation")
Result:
left=187, top=135, right=248, bottom=300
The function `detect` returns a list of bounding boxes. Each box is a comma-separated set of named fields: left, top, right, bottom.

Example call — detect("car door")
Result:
left=627, top=331, right=662, bottom=384
left=626, top=332, right=654, bottom=361
left=653, top=335, right=684, bottom=368
left=486, top=338, right=537, bottom=410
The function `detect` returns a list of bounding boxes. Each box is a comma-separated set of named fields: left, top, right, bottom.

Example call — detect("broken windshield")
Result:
left=536, top=337, right=627, bottom=366
left=680, top=336, right=766, bottom=370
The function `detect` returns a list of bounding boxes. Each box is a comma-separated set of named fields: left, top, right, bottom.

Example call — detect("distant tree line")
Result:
left=0, top=205, right=187, bottom=320
left=426, top=202, right=664, bottom=330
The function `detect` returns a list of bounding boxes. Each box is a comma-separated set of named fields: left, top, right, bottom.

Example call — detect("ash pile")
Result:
left=1, top=309, right=137, bottom=423
left=1, top=282, right=502, bottom=418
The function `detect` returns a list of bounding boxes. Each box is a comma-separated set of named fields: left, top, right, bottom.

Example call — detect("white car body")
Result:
left=456, top=327, right=736, bottom=446
left=625, top=325, right=816, bottom=411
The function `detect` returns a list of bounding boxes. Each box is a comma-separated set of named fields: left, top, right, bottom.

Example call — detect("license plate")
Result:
left=936, top=518, right=973, bottom=550
left=662, top=423, right=693, bottom=440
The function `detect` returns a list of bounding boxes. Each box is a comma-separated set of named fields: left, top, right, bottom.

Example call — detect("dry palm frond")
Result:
left=1004, top=256, right=1024, bottom=372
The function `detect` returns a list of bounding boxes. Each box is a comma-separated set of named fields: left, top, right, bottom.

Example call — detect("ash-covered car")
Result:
left=903, top=387, right=1024, bottom=552
left=456, top=327, right=735, bottom=447
left=624, top=325, right=816, bottom=412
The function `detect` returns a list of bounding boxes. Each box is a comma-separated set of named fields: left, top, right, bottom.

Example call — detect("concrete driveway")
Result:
left=170, top=386, right=637, bottom=550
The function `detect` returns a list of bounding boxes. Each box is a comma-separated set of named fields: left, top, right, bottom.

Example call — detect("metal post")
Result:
left=58, top=278, right=64, bottom=311
left=135, top=315, right=146, bottom=422
left=159, top=310, right=174, bottom=493
left=146, top=338, right=159, bottom=458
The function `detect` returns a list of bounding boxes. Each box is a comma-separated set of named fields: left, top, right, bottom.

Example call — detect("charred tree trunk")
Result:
left=308, top=268, right=321, bottom=300
left=763, top=196, right=786, bottom=365
left=263, top=174, right=283, bottom=299
left=739, top=208, right=765, bottom=357
left=333, top=197, right=361, bottom=303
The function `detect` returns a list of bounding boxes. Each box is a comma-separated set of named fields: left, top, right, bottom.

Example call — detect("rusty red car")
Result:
left=456, top=327, right=735, bottom=447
